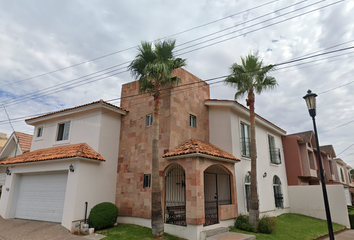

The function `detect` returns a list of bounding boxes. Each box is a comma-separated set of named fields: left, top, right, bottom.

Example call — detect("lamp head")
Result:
left=303, top=89, right=317, bottom=117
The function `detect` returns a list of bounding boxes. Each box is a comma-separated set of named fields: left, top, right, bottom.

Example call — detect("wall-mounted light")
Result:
left=263, top=172, right=267, bottom=178
left=69, top=164, right=74, bottom=172
left=6, top=167, right=11, bottom=176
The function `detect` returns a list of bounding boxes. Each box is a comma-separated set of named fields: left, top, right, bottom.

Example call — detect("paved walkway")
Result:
left=320, top=229, right=354, bottom=240
left=0, top=217, right=105, bottom=240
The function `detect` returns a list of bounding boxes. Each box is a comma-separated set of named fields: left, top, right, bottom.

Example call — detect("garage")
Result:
left=15, top=172, right=68, bottom=223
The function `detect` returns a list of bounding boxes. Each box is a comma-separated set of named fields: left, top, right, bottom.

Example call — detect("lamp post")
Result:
left=303, top=89, right=334, bottom=240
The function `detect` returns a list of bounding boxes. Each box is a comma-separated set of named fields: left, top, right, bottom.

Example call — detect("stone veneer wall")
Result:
left=116, top=68, right=210, bottom=219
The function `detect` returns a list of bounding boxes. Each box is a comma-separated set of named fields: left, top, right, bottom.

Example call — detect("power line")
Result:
left=175, top=0, right=311, bottom=49
left=337, top=143, right=354, bottom=157
left=1, top=0, right=278, bottom=88
left=177, top=0, right=345, bottom=55
left=320, top=120, right=354, bottom=133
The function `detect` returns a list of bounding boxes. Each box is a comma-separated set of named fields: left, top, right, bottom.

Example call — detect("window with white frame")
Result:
left=340, top=168, right=345, bottom=182
left=146, top=114, right=153, bottom=127
left=268, top=135, right=281, bottom=164
left=36, top=126, right=43, bottom=138
left=143, top=174, right=151, bottom=188
left=57, top=121, right=70, bottom=141
left=240, top=122, right=251, bottom=158
left=273, top=175, right=283, bottom=208
left=190, top=114, right=196, bottom=128
left=245, top=171, right=251, bottom=212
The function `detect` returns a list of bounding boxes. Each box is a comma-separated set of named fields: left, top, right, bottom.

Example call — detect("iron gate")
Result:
left=164, top=164, right=186, bottom=226
left=204, top=172, right=218, bottom=226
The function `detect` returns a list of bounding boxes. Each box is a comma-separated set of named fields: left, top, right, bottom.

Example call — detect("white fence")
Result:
left=288, top=185, right=350, bottom=228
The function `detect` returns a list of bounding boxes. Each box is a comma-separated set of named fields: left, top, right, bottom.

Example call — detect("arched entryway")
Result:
left=164, top=164, right=186, bottom=226
left=204, top=165, right=232, bottom=226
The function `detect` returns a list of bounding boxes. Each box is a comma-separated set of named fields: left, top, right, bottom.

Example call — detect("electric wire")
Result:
left=1, top=0, right=278, bottom=87
left=1, top=0, right=344, bottom=106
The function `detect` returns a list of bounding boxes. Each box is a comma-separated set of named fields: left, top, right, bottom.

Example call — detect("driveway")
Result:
left=0, top=216, right=104, bottom=240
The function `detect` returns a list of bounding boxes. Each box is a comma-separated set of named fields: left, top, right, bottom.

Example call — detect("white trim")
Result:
left=25, top=102, right=127, bottom=125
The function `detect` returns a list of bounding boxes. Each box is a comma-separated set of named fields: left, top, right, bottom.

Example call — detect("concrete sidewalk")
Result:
left=320, top=229, right=354, bottom=240
left=0, top=216, right=105, bottom=240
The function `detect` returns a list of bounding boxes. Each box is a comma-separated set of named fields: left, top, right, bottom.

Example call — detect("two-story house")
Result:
left=282, top=131, right=321, bottom=185
left=0, top=100, right=127, bottom=231
left=206, top=100, right=290, bottom=216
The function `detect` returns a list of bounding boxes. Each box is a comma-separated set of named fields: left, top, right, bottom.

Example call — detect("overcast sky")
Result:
left=1, top=0, right=354, bottom=166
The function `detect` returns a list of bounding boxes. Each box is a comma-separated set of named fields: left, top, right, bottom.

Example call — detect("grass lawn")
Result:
left=230, top=213, right=346, bottom=240
left=98, top=224, right=183, bottom=240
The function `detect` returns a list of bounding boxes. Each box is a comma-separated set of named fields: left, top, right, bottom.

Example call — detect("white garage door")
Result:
left=15, top=172, right=68, bottom=223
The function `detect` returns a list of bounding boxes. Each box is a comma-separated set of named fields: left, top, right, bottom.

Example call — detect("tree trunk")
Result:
left=151, top=91, right=164, bottom=238
left=248, top=90, right=259, bottom=229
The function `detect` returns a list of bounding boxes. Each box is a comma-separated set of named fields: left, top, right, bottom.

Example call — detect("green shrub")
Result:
left=88, top=202, right=119, bottom=230
left=348, top=206, right=354, bottom=229
left=258, top=216, right=276, bottom=234
left=235, top=214, right=255, bottom=232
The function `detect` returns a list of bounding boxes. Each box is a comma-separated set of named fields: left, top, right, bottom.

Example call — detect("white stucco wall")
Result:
left=288, top=185, right=350, bottom=228
left=30, top=109, right=102, bottom=152
left=208, top=103, right=290, bottom=217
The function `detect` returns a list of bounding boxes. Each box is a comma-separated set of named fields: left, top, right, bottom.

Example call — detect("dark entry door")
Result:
left=204, top=172, right=218, bottom=226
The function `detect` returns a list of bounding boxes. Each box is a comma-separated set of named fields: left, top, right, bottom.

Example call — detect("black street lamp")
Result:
left=303, top=89, right=334, bottom=240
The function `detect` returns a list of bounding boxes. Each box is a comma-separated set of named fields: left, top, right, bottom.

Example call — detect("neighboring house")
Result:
left=0, top=132, right=32, bottom=196
left=282, top=131, right=321, bottom=185
left=206, top=100, right=290, bottom=216
left=320, top=145, right=339, bottom=184
left=0, top=132, right=8, bottom=150
left=0, top=100, right=127, bottom=232
left=335, top=158, right=354, bottom=205
left=117, top=68, right=240, bottom=240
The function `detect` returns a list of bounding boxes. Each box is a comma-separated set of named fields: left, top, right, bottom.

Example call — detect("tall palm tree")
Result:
left=224, top=53, right=277, bottom=228
left=128, top=39, right=186, bottom=238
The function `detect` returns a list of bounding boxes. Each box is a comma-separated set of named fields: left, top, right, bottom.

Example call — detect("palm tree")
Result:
left=224, top=53, right=277, bottom=228
left=128, top=39, right=186, bottom=238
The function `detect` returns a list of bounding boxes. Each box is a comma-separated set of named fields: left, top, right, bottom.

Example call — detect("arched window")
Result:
left=245, top=171, right=251, bottom=212
left=273, top=175, right=283, bottom=208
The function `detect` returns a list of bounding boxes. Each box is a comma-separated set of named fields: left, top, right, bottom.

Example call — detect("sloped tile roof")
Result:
left=25, top=99, right=128, bottom=122
left=14, top=132, right=33, bottom=152
left=287, top=130, right=314, bottom=142
left=163, top=139, right=240, bottom=162
left=0, top=143, right=104, bottom=165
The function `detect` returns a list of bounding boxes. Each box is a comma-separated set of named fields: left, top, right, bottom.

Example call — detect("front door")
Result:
left=204, top=172, right=218, bottom=226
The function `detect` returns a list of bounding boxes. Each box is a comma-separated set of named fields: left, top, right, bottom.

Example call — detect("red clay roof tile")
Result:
left=0, top=143, right=104, bottom=165
left=25, top=99, right=128, bottom=122
left=163, top=139, right=240, bottom=161
left=14, top=132, right=33, bottom=152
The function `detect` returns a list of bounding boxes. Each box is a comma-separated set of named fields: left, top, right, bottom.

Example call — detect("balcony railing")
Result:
left=270, top=148, right=281, bottom=164
left=240, top=137, right=251, bottom=158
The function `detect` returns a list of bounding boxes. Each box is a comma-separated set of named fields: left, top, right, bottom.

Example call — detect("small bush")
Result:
left=88, top=202, right=119, bottom=230
left=348, top=206, right=354, bottom=229
left=258, top=216, right=276, bottom=234
left=235, top=214, right=255, bottom=232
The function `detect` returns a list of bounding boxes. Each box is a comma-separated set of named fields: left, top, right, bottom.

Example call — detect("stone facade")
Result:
left=116, top=68, right=210, bottom=219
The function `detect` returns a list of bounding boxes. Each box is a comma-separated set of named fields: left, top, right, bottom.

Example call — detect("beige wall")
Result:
left=288, top=185, right=350, bottom=228
left=117, top=68, right=210, bottom=219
